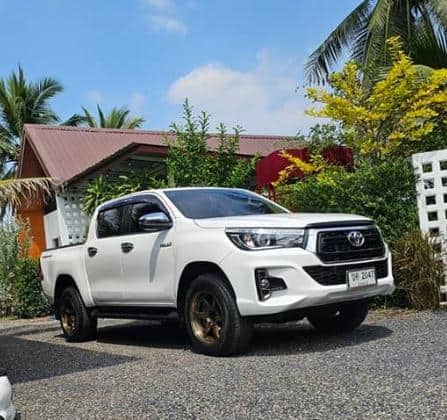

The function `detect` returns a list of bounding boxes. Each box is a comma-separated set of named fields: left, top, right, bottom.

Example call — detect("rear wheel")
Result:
left=59, top=287, right=97, bottom=342
left=185, top=273, right=253, bottom=356
left=307, top=300, right=369, bottom=333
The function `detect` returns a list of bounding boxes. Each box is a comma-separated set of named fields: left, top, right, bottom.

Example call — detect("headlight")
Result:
left=225, top=228, right=306, bottom=250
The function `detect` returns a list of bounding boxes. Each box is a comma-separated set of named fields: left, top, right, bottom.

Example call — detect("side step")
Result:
left=90, top=306, right=179, bottom=321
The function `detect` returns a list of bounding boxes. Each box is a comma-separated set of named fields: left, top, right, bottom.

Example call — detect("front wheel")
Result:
left=58, top=287, right=97, bottom=342
left=185, top=273, right=253, bottom=356
left=307, top=300, right=369, bottom=333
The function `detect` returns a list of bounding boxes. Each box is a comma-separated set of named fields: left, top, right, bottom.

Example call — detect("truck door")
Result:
left=84, top=204, right=125, bottom=304
left=119, top=196, right=176, bottom=304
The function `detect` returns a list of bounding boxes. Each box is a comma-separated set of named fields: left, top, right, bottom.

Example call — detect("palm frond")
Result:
left=0, top=177, right=54, bottom=211
left=97, top=105, right=106, bottom=128
left=81, top=106, right=97, bottom=128
left=126, top=116, right=145, bottom=129
left=305, top=0, right=372, bottom=84
left=307, top=0, right=447, bottom=84
left=409, top=7, right=447, bottom=68
left=60, top=114, right=85, bottom=127
left=426, top=0, right=447, bottom=29
left=81, top=105, right=145, bottom=129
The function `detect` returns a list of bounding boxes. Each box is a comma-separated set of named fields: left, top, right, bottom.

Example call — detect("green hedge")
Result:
left=0, top=220, right=50, bottom=318
left=13, top=257, right=50, bottom=318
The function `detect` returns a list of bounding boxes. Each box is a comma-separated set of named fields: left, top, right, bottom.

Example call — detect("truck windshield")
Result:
left=165, top=189, right=288, bottom=219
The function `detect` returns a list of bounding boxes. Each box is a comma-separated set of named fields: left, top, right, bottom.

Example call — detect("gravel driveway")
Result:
left=1, top=310, right=446, bottom=419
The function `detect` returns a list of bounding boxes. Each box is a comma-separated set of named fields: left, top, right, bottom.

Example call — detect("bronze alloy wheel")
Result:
left=60, top=297, right=76, bottom=335
left=189, top=291, right=224, bottom=345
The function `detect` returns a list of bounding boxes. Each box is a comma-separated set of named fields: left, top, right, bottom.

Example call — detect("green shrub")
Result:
left=0, top=220, right=23, bottom=316
left=391, top=231, right=445, bottom=310
left=0, top=220, right=50, bottom=318
left=13, top=257, right=50, bottom=318
left=83, top=171, right=166, bottom=215
left=277, top=157, right=418, bottom=245
left=166, top=100, right=258, bottom=189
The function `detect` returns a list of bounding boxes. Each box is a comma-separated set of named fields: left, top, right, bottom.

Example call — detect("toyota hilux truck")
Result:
left=40, top=187, right=394, bottom=356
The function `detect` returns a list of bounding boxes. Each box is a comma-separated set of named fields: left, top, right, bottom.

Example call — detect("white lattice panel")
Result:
left=412, top=149, right=447, bottom=297
left=56, top=192, right=90, bottom=245
left=413, top=150, right=447, bottom=236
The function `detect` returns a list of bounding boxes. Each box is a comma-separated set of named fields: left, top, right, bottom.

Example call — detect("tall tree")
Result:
left=0, top=66, right=82, bottom=174
left=305, top=0, right=447, bottom=84
left=81, top=105, right=145, bottom=129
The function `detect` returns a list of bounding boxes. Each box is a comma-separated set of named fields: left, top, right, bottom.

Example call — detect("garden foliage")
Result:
left=392, top=231, right=445, bottom=310
left=278, top=157, right=418, bottom=246
left=166, top=100, right=258, bottom=188
left=306, top=38, right=447, bottom=158
left=0, top=220, right=50, bottom=318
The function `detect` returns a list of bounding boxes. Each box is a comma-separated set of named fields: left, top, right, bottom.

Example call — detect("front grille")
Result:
left=317, top=226, right=385, bottom=263
left=303, top=259, right=388, bottom=286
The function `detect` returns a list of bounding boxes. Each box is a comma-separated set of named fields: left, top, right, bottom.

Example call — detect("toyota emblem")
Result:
left=347, top=231, right=365, bottom=247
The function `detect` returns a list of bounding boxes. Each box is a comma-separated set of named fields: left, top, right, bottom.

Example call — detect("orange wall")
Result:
left=19, top=209, right=46, bottom=258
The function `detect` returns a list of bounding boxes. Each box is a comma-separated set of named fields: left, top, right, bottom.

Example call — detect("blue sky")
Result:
left=0, top=0, right=358, bottom=135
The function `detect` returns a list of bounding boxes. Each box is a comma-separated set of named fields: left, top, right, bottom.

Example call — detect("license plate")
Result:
left=347, top=268, right=376, bottom=289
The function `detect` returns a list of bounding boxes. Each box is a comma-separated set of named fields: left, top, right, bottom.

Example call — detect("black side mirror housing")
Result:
left=138, top=212, right=172, bottom=232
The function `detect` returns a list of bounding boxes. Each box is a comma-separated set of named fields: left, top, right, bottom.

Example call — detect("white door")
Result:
left=84, top=205, right=124, bottom=304
left=119, top=199, right=176, bottom=305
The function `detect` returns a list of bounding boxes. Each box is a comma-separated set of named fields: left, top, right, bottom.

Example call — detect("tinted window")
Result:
left=97, top=206, right=124, bottom=238
left=165, top=189, right=287, bottom=219
left=128, top=199, right=166, bottom=233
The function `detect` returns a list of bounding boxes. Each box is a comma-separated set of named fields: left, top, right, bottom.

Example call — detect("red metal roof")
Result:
left=19, top=124, right=290, bottom=185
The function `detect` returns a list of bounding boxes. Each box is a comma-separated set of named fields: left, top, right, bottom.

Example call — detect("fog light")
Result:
left=255, top=268, right=287, bottom=301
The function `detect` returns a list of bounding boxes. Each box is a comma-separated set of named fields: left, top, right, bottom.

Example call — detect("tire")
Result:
left=307, top=299, right=369, bottom=333
left=184, top=273, right=253, bottom=356
left=58, top=287, right=97, bottom=342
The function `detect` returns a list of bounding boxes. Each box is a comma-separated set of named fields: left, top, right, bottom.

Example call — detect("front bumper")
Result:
left=220, top=247, right=394, bottom=317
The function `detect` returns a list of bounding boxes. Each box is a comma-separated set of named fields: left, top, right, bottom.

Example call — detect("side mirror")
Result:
left=138, top=212, right=172, bottom=232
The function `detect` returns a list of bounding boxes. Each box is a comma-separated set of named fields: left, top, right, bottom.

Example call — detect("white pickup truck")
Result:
left=41, top=187, right=394, bottom=356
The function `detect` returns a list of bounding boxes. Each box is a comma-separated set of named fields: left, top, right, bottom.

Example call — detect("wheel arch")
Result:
left=54, top=274, right=80, bottom=319
left=176, top=261, right=236, bottom=313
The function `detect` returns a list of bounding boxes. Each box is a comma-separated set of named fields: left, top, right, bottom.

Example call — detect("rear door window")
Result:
left=97, top=206, right=124, bottom=238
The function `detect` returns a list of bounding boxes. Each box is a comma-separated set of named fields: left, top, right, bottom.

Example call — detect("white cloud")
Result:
left=128, top=91, right=147, bottom=113
left=167, top=50, right=317, bottom=135
left=149, top=15, right=187, bottom=35
left=85, top=90, right=104, bottom=104
left=142, top=0, right=172, bottom=10
left=140, top=0, right=188, bottom=35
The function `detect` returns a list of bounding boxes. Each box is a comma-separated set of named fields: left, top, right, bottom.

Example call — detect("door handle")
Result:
left=87, top=247, right=97, bottom=257
left=121, top=242, right=134, bottom=253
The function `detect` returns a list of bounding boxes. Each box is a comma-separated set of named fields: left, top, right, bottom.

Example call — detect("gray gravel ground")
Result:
left=1, top=310, right=446, bottom=419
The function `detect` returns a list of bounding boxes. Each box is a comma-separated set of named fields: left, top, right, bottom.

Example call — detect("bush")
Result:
left=0, top=220, right=50, bottom=318
left=166, top=100, right=258, bottom=189
left=277, top=157, right=418, bottom=245
left=14, top=257, right=50, bottom=318
left=391, top=231, right=445, bottom=310
left=83, top=171, right=166, bottom=215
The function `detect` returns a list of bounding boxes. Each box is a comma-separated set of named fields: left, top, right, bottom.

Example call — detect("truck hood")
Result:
left=193, top=213, right=371, bottom=229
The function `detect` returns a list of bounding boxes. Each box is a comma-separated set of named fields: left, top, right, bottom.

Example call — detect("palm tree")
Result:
left=305, top=0, right=447, bottom=84
left=0, top=66, right=83, bottom=174
left=81, top=105, right=145, bottom=129
left=0, top=177, right=53, bottom=214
